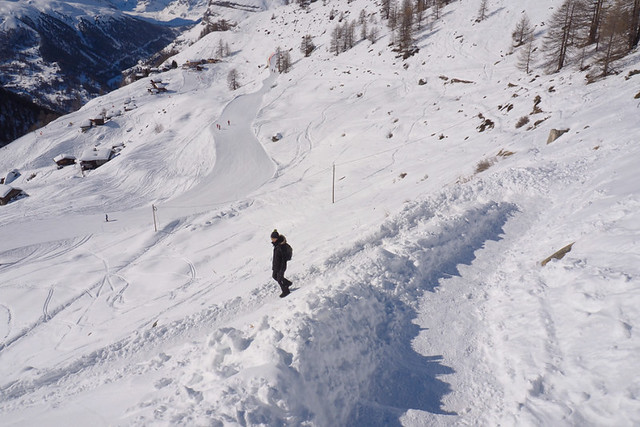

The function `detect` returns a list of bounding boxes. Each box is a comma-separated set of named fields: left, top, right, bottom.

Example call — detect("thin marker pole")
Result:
left=332, top=163, right=336, bottom=204
left=152, top=204, right=158, bottom=232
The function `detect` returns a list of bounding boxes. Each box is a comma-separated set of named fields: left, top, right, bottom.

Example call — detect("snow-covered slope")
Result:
left=1, top=0, right=639, bottom=425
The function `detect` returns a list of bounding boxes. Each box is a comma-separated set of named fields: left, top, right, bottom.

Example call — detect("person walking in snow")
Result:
left=271, top=229, right=292, bottom=298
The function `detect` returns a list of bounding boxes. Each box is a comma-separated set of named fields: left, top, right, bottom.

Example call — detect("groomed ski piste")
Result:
left=1, top=0, right=639, bottom=425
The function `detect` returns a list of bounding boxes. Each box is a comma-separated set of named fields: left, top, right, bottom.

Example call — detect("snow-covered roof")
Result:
left=53, top=154, right=76, bottom=162
left=79, top=148, right=113, bottom=162
left=0, top=184, right=16, bottom=198
left=3, top=169, right=19, bottom=185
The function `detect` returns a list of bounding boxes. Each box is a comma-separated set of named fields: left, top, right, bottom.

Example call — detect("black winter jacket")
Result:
left=272, top=235, right=288, bottom=273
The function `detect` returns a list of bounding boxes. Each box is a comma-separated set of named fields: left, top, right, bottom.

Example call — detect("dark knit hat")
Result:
left=271, top=229, right=280, bottom=239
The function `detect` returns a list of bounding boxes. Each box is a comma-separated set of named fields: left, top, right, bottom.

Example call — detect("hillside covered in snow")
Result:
left=1, top=0, right=639, bottom=425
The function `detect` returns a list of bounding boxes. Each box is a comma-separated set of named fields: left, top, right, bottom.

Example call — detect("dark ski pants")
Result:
left=273, top=270, right=292, bottom=293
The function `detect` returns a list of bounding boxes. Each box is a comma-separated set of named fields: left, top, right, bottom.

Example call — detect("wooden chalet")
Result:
left=79, top=147, right=114, bottom=171
left=182, top=60, right=205, bottom=71
left=148, top=79, right=168, bottom=94
left=80, top=119, right=93, bottom=132
left=53, top=154, right=77, bottom=168
left=0, top=184, right=24, bottom=206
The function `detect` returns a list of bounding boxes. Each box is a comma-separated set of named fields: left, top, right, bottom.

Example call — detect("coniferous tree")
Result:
left=368, top=24, right=379, bottom=44
left=432, top=0, right=442, bottom=20
left=227, top=69, right=240, bottom=90
left=397, top=0, right=415, bottom=54
left=343, top=20, right=356, bottom=51
left=476, top=0, right=489, bottom=22
left=361, top=17, right=369, bottom=40
left=542, top=0, right=583, bottom=72
left=597, top=0, right=630, bottom=75
left=301, top=35, right=315, bottom=57
left=517, top=31, right=537, bottom=74
left=513, top=13, right=533, bottom=47
left=415, top=0, right=426, bottom=29
left=381, top=0, right=392, bottom=20
left=359, top=10, right=368, bottom=41
left=330, top=25, right=343, bottom=55
left=586, top=0, right=606, bottom=45
left=275, top=47, right=291, bottom=73
left=216, top=39, right=229, bottom=58
left=359, top=9, right=367, bottom=25
left=628, top=0, right=640, bottom=49
left=388, top=3, right=398, bottom=33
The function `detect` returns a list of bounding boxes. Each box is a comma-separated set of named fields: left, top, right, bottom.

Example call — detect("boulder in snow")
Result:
left=547, top=128, right=570, bottom=144
left=541, top=242, right=575, bottom=266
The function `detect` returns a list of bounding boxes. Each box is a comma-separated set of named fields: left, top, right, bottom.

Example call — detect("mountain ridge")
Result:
left=0, top=0, right=210, bottom=146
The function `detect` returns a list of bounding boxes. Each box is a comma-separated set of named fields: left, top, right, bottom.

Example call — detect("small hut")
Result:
left=79, top=147, right=114, bottom=171
left=182, top=60, right=204, bottom=71
left=80, top=119, right=93, bottom=132
left=53, top=154, right=77, bottom=168
left=0, top=184, right=24, bottom=206
left=148, top=79, right=168, bottom=94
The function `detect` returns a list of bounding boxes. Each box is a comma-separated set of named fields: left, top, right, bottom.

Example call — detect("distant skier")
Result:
left=105, top=214, right=109, bottom=222
left=271, top=229, right=293, bottom=298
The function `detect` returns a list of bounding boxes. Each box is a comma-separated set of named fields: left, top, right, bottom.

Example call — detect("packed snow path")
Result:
left=161, top=71, right=277, bottom=213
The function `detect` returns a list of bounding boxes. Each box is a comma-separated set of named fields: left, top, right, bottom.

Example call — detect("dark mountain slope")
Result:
left=0, top=6, right=184, bottom=146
